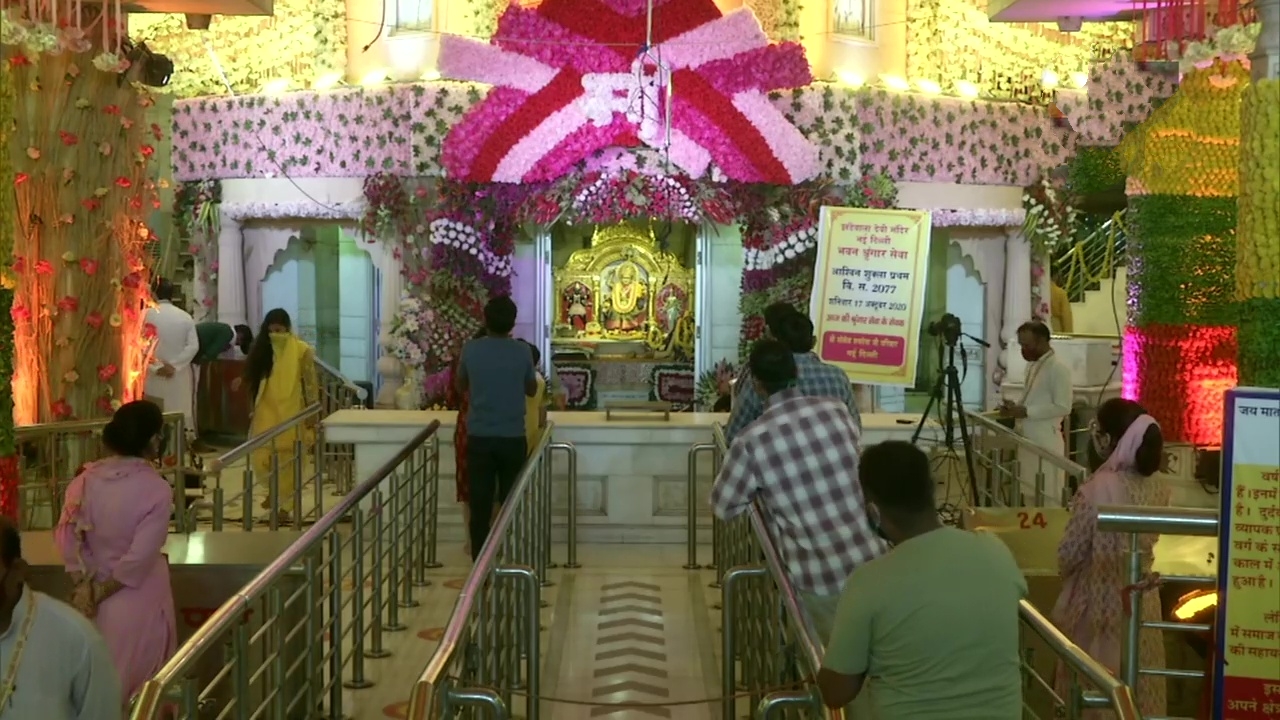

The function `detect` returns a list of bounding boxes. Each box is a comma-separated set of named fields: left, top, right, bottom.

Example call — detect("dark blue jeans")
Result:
left=466, top=435, right=528, bottom=561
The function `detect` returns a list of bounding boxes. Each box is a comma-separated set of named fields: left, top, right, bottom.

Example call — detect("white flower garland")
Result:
left=1177, top=23, right=1261, bottom=75
left=220, top=200, right=365, bottom=222
left=430, top=219, right=513, bottom=277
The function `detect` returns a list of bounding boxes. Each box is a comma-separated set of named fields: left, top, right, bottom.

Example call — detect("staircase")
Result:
left=1069, top=266, right=1127, bottom=335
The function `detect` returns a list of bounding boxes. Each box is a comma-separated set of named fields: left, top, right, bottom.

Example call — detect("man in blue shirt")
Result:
left=456, top=296, right=537, bottom=561
left=725, top=304, right=861, bottom=443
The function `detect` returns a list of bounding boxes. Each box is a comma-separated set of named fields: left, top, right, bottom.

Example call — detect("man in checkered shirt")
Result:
left=710, top=339, right=887, bottom=640
left=725, top=304, right=861, bottom=444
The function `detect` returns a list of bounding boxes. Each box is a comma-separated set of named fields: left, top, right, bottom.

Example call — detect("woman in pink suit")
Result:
left=56, top=400, right=178, bottom=704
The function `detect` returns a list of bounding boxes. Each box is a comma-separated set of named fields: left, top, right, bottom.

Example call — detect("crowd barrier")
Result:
left=407, top=425, right=576, bottom=719
left=16, top=412, right=188, bottom=531
left=709, top=423, right=1141, bottom=720
left=1098, top=506, right=1219, bottom=700
left=127, top=421, right=442, bottom=719
left=964, top=409, right=1089, bottom=508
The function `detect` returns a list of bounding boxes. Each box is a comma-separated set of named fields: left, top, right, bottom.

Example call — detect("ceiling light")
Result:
left=1041, top=69, right=1060, bottom=88
left=313, top=72, right=343, bottom=90
left=261, top=78, right=291, bottom=94
left=421, top=68, right=442, bottom=82
left=915, top=79, right=942, bottom=94
left=1069, top=71, right=1089, bottom=89
left=361, top=69, right=389, bottom=86
left=954, top=80, right=980, bottom=99
left=835, top=70, right=865, bottom=87
left=879, top=74, right=910, bottom=91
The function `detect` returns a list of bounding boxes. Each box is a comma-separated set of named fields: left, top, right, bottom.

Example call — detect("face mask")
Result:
left=269, top=331, right=290, bottom=350
left=1021, top=346, right=1040, bottom=362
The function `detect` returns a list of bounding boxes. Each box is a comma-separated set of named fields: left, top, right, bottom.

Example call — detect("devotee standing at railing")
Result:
left=239, top=309, right=319, bottom=524
left=818, top=441, right=1026, bottom=718
left=711, top=339, right=885, bottom=639
left=523, top=341, right=549, bottom=455
left=455, top=297, right=537, bottom=561
left=54, top=400, right=176, bottom=706
left=0, top=517, right=122, bottom=718
left=1052, top=398, right=1168, bottom=718
left=1000, top=321, right=1073, bottom=503
left=725, top=303, right=861, bottom=443
left=144, top=279, right=200, bottom=435
left=449, top=328, right=487, bottom=557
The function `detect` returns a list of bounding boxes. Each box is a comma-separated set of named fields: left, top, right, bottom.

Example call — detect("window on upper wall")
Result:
left=832, top=0, right=875, bottom=41
left=394, top=0, right=436, bottom=34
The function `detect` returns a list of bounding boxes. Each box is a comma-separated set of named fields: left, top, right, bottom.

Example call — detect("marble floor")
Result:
left=341, top=543, right=725, bottom=720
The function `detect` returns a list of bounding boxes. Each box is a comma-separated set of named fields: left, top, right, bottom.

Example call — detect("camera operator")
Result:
left=1000, top=321, right=1072, bottom=503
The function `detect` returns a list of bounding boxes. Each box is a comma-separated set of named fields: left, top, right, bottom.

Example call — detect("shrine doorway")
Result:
left=534, top=220, right=708, bottom=411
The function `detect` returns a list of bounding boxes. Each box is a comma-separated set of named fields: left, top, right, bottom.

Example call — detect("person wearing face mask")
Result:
left=1051, top=398, right=1168, bottom=719
left=238, top=308, right=319, bottom=524
left=54, top=400, right=175, bottom=708
left=819, top=441, right=1026, bottom=718
left=1000, top=320, right=1073, bottom=504
left=0, top=517, right=122, bottom=718
left=711, top=340, right=886, bottom=653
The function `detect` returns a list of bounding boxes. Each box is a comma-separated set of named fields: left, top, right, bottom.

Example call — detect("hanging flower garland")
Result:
left=5, top=8, right=161, bottom=423
left=1023, top=176, right=1078, bottom=319
left=174, top=180, right=221, bottom=319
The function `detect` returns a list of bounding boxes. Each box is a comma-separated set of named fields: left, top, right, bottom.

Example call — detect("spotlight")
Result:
left=835, top=70, right=865, bottom=87
left=915, top=79, right=942, bottom=94
left=879, top=74, right=910, bottom=91
left=313, top=72, right=343, bottom=90
left=955, top=80, right=980, bottom=98
left=1069, top=71, right=1089, bottom=88
left=361, top=69, right=389, bottom=86
left=262, top=78, right=291, bottom=94
left=1042, top=69, right=1060, bottom=88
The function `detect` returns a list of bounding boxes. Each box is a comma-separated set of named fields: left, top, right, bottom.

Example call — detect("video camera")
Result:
left=926, top=312, right=963, bottom=346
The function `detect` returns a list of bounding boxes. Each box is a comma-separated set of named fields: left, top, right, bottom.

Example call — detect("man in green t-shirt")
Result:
left=817, top=441, right=1027, bottom=719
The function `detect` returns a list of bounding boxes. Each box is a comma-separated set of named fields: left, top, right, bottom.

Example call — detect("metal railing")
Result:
left=189, top=403, right=331, bottom=531
left=685, top=441, right=722, bottom=570
left=1054, top=212, right=1127, bottom=303
left=15, top=412, right=188, bottom=531
left=1018, top=599, right=1142, bottom=720
left=314, top=358, right=364, bottom=496
left=1098, top=505, right=1220, bottom=719
left=964, top=409, right=1089, bottom=508
left=128, top=420, right=443, bottom=720
left=407, top=425, right=570, bottom=720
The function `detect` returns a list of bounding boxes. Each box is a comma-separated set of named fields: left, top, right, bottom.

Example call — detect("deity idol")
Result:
left=603, top=261, right=647, bottom=332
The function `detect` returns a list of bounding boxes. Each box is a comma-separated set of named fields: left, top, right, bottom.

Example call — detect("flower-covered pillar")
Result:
left=216, top=215, right=248, bottom=327
left=0, top=53, right=17, bottom=517
left=7, top=7, right=161, bottom=423
left=1119, top=51, right=1252, bottom=444
left=1237, top=2, right=1280, bottom=387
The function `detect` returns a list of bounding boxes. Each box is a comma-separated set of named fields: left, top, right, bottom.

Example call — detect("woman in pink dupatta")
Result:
left=55, top=400, right=178, bottom=704
left=1051, top=398, right=1169, bottom=717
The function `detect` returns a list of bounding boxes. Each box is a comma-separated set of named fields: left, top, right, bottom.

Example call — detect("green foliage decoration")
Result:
left=1125, top=194, right=1237, bottom=328
left=1068, top=146, right=1124, bottom=196
left=1237, top=297, right=1280, bottom=388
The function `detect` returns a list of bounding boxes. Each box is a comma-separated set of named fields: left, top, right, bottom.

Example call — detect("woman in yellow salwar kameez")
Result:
left=242, top=308, right=318, bottom=524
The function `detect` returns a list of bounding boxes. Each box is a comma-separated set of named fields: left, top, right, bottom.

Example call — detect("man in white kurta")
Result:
left=0, top=520, right=122, bottom=718
left=144, top=279, right=200, bottom=433
left=1002, top=321, right=1073, bottom=505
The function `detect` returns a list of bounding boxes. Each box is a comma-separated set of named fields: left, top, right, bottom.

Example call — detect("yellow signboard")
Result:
left=809, top=207, right=932, bottom=386
left=1214, top=388, right=1280, bottom=719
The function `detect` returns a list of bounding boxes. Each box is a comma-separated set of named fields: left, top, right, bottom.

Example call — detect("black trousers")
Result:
left=466, top=436, right=528, bottom=562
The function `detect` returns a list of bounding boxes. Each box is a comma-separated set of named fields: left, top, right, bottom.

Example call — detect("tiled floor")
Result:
left=343, top=544, right=723, bottom=720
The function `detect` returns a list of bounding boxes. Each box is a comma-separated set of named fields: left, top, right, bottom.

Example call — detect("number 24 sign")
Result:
left=1017, top=511, right=1049, bottom=529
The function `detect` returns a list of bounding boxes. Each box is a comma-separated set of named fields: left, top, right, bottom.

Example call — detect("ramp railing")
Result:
left=963, top=409, right=1088, bottom=508
left=15, top=412, right=188, bottom=531
left=128, top=420, right=441, bottom=719
left=406, top=426, right=576, bottom=720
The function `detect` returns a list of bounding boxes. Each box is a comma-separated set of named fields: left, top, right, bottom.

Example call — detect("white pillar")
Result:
left=216, top=215, right=248, bottom=327
left=373, top=240, right=405, bottom=408
left=1253, top=0, right=1279, bottom=81
left=1000, top=228, right=1033, bottom=389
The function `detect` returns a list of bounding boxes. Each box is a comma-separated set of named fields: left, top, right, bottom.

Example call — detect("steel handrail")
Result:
left=1096, top=505, right=1220, bottom=537
left=204, top=402, right=323, bottom=471
left=963, top=409, right=1090, bottom=476
left=315, top=357, right=368, bottom=401
left=408, top=423, right=556, bottom=718
left=129, top=420, right=442, bottom=717
left=1017, top=599, right=1141, bottom=720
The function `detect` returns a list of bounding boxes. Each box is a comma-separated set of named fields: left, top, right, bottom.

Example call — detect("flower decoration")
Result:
left=1177, top=23, right=1261, bottom=75
left=174, top=180, right=223, bottom=319
left=437, top=0, right=818, bottom=184
left=695, top=359, right=738, bottom=411
left=1236, top=78, right=1280, bottom=389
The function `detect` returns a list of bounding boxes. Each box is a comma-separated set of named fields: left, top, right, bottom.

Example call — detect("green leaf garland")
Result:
left=1068, top=146, right=1124, bottom=196
left=1125, top=195, right=1238, bottom=327
left=1237, top=297, right=1280, bottom=389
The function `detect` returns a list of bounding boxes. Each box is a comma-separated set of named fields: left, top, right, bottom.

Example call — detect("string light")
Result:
left=835, top=70, right=865, bottom=87
left=1069, top=71, right=1089, bottom=89
left=954, top=80, right=980, bottom=98
left=879, top=74, right=910, bottom=91
left=313, top=72, right=344, bottom=90
left=1041, top=69, right=1060, bottom=88
left=261, top=78, right=291, bottom=94
left=361, top=69, right=389, bottom=86
left=915, top=79, right=942, bottom=94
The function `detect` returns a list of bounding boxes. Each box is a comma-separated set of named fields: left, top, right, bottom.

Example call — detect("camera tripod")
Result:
left=911, top=339, right=982, bottom=522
